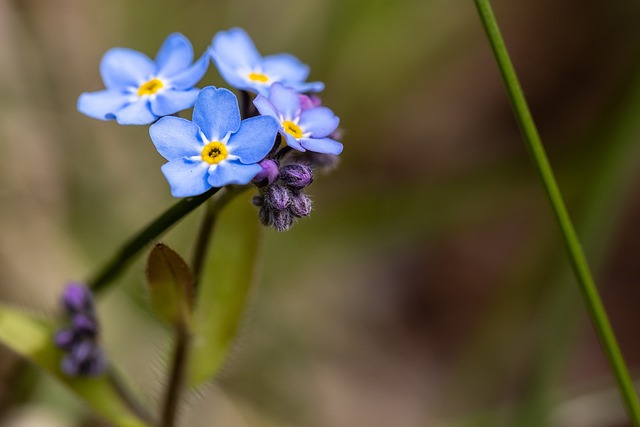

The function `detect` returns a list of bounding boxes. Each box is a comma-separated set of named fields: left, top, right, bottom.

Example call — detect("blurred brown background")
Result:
left=2, top=0, right=640, bottom=426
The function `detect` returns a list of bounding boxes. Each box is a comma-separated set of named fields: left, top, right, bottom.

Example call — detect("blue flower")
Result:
left=78, top=33, right=209, bottom=125
left=210, top=28, right=324, bottom=97
left=254, top=83, right=343, bottom=155
left=150, top=86, right=278, bottom=197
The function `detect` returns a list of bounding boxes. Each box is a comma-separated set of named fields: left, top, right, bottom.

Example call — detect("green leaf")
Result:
left=188, top=189, right=261, bottom=387
left=0, top=304, right=149, bottom=427
left=146, top=243, right=194, bottom=327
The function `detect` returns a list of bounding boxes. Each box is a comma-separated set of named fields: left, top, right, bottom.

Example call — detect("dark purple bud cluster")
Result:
left=54, top=283, right=106, bottom=377
left=253, top=162, right=314, bottom=232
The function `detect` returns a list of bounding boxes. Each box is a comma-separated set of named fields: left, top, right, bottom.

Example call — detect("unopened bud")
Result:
left=290, top=192, right=312, bottom=217
left=280, top=164, right=313, bottom=190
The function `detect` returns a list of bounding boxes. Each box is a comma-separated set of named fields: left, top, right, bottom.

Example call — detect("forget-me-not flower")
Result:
left=78, top=33, right=209, bottom=125
left=210, top=28, right=324, bottom=97
left=254, top=83, right=343, bottom=155
left=150, top=86, right=278, bottom=197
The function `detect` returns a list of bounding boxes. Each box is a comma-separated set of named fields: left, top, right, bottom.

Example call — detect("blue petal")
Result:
left=268, top=83, right=301, bottom=119
left=283, top=133, right=305, bottom=151
left=192, top=87, right=240, bottom=141
left=227, top=116, right=278, bottom=163
left=253, top=94, right=279, bottom=120
left=114, top=98, right=157, bottom=125
left=287, top=80, right=325, bottom=94
left=170, top=52, right=210, bottom=90
left=155, top=33, right=194, bottom=78
left=262, top=53, right=309, bottom=83
left=211, top=56, right=258, bottom=93
left=149, top=116, right=203, bottom=160
left=100, top=48, right=155, bottom=90
left=300, top=137, right=343, bottom=155
left=299, top=107, right=340, bottom=138
left=210, top=28, right=261, bottom=71
left=150, top=88, right=199, bottom=117
left=207, top=159, right=262, bottom=187
left=161, top=158, right=210, bottom=197
left=77, top=90, right=132, bottom=120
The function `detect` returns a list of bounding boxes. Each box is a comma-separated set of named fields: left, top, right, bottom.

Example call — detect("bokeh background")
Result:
left=2, top=0, right=640, bottom=426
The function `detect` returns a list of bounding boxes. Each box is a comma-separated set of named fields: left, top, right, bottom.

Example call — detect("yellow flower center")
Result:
left=248, top=72, right=269, bottom=83
left=201, top=141, right=228, bottom=164
left=282, top=121, right=303, bottom=139
left=138, top=78, right=164, bottom=96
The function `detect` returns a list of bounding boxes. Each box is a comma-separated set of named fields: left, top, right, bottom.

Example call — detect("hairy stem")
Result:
left=474, top=0, right=640, bottom=424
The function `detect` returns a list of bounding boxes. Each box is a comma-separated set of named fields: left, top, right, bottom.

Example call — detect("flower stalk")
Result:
left=473, top=1, right=640, bottom=424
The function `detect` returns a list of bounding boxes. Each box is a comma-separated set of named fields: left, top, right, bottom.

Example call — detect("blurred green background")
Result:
left=2, top=0, right=640, bottom=426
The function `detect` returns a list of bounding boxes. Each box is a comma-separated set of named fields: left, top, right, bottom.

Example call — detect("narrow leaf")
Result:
left=188, top=190, right=261, bottom=387
left=146, top=243, right=194, bottom=327
left=0, top=305, right=149, bottom=427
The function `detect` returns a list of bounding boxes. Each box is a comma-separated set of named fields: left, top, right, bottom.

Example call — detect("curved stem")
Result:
left=474, top=1, right=640, bottom=425
left=88, top=187, right=221, bottom=294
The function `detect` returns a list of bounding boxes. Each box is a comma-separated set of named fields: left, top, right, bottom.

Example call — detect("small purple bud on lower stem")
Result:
left=264, top=184, right=292, bottom=210
left=252, top=159, right=280, bottom=187
left=61, top=354, right=80, bottom=376
left=71, top=340, right=95, bottom=364
left=290, top=193, right=312, bottom=218
left=61, top=283, right=94, bottom=313
left=54, top=329, right=77, bottom=350
left=72, top=313, right=98, bottom=335
left=280, top=164, right=313, bottom=190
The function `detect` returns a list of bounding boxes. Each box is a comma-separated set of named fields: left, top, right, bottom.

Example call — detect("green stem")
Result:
left=474, top=1, right=640, bottom=425
left=87, top=187, right=221, bottom=294
left=159, top=185, right=247, bottom=426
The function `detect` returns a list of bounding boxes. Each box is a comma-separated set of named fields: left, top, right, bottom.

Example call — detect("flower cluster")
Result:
left=54, top=283, right=106, bottom=377
left=78, top=28, right=343, bottom=231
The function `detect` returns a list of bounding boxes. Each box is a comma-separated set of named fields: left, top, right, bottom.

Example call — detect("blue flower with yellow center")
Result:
left=254, top=83, right=343, bottom=155
left=150, top=86, right=278, bottom=197
left=78, top=33, right=209, bottom=125
left=209, top=28, right=324, bottom=97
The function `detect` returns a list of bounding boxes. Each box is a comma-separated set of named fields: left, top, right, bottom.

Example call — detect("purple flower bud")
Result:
left=54, top=328, right=77, bottom=350
left=61, top=283, right=93, bottom=313
left=272, top=209, right=294, bottom=232
left=259, top=206, right=274, bottom=227
left=71, top=340, right=95, bottom=364
left=82, top=351, right=107, bottom=377
left=299, top=94, right=322, bottom=110
left=61, top=354, right=81, bottom=376
left=252, top=159, right=279, bottom=187
left=72, top=313, right=98, bottom=335
left=264, top=184, right=291, bottom=210
left=290, top=192, right=312, bottom=218
left=280, top=164, right=313, bottom=190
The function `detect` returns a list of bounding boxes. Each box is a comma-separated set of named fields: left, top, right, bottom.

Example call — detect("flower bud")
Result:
left=61, top=283, right=94, bottom=313
left=272, top=209, right=294, bottom=232
left=252, top=159, right=279, bottom=187
left=264, top=184, right=291, bottom=210
left=290, top=192, right=312, bottom=217
left=54, top=329, right=77, bottom=350
left=280, top=164, right=313, bottom=190
left=72, top=313, right=98, bottom=335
